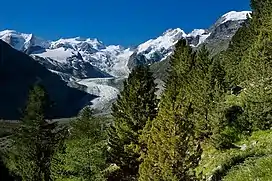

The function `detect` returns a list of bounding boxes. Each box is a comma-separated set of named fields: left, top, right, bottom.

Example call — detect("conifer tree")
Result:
left=52, top=108, right=108, bottom=181
left=107, top=65, right=158, bottom=180
left=251, top=0, right=272, bottom=17
left=190, top=46, right=214, bottom=138
left=236, top=0, right=272, bottom=130
left=139, top=40, right=202, bottom=181
left=208, top=0, right=272, bottom=147
left=6, top=85, right=67, bottom=181
left=204, top=0, right=272, bottom=149
left=222, top=23, right=253, bottom=87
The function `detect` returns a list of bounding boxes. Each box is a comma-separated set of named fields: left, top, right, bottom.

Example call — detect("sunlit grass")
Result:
left=196, top=130, right=272, bottom=180
left=223, top=156, right=272, bottom=181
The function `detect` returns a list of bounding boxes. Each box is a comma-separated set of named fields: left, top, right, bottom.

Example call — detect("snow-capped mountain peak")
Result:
left=21, top=34, right=133, bottom=78
left=0, top=30, right=51, bottom=51
left=162, top=28, right=185, bottom=36
left=219, top=11, right=251, bottom=24
left=50, top=37, right=105, bottom=51
left=0, top=10, right=252, bottom=113
left=136, top=28, right=186, bottom=59
left=0, top=10, right=252, bottom=80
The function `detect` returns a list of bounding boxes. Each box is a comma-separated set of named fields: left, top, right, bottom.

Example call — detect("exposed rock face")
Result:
left=204, top=12, right=250, bottom=55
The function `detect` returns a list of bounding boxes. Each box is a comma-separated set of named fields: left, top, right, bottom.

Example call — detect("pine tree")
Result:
left=222, top=22, right=253, bottom=87
left=107, top=65, right=158, bottom=181
left=52, top=108, right=108, bottom=181
left=5, top=85, right=67, bottom=181
left=251, top=0, right=272, bottom=18
left=208, top=0, right=272, bottom=148
left=190, top=46, right=214, bottom=138
left=139, top=40, right=202, bottom=181
left=241, top=0, right=272, bottom=81
left=237, top=0, right=272, bottom=130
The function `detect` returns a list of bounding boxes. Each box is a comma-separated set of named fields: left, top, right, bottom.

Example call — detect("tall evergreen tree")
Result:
left=5, top=85, right=67, bottom=181
left=236, top=0, right=272, bottom=130
left=139, top=40, right=202, bottom=181
left=190, top=46, right=214, bottom=138
left=52, top=108, right=108, bottom=181
left=222, top=22, right=253, bottom=87
left=251, top=0, right=272, bottom=17
left=208, top=0, right=272, bottom=149
left=107, top=65, right=158, bottom=181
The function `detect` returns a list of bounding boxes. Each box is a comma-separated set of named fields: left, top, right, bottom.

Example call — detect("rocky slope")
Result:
left=150, top=11, right=251, bottom=81
left=204, top=11, right=251, bottom=55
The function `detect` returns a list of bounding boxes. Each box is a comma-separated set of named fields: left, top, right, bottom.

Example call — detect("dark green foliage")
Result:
left=0, top=154, right=16, bottom=181
left=251, top=0, right=272, bottom=16
left=209, top=0, right=272, bottom=150
left=224, top=106, right=248, bottom=132
left=52, top=108, right=108, bottom=181
left=209, top=92, right=252, bottom=150
left=107, top=65, right=158, bottom=180
left=242, top=80, right=272, bottom=130
left=211, top=105, right=249, bottom=150
left=139, top=40, right=202, bottom=181
left=189, top=46, right=215, bottom=138
left=222, top=23, right=253, bottom=87
left=237, top=0, right=272, bottom=131
left=5, top=85, right=67, bottom=181
left=209, top=24, right=254, bottom=150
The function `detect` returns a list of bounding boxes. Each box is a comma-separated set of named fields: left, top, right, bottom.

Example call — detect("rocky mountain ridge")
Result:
left=0, top=11, right=251, bottom=79
left=0, top=11, right=251, bottom=113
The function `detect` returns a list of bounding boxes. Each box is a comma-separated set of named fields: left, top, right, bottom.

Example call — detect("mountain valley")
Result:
left=0, top=11, right=251, bottom=115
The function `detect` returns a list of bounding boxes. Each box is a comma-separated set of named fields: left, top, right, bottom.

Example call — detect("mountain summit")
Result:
left=0, top=11, right=251, bottom=79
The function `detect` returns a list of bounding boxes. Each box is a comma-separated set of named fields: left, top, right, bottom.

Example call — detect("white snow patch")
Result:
left=187, top=29, right=211, bottom=47
left=34, top=48, right=76, bottom=63
left=187, top=29, right=206, bottom=37
left=221, top=11, right=251, bottom=24
left=50, top=37, right=104, bottom=50
left=197, top=33, right=211, bottom=46
left=137, top=28, right=186, bottom=57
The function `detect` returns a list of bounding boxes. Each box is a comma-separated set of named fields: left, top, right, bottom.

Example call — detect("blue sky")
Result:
left=0, top=0, right=250, bottom=46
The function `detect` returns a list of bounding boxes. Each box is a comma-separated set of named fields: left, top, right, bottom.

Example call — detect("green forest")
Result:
left=1, top=0, right=272, bottom=180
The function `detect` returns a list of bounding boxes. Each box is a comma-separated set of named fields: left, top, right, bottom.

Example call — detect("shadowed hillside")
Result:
left=0, top=40, right=95, bottom=120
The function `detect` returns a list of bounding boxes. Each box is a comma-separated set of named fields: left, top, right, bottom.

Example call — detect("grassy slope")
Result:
left=197, top=130, right=272, bottom=181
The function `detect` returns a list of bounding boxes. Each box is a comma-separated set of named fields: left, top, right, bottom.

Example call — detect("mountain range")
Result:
left=0, top=11, right=251, bottom=116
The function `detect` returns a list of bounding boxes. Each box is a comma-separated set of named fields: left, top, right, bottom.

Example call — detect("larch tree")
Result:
left=139, top=40, right=202, bottom=181
left=6, top=85, right=67, bottom=181
left=107, top=65, right=158, bottom=181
